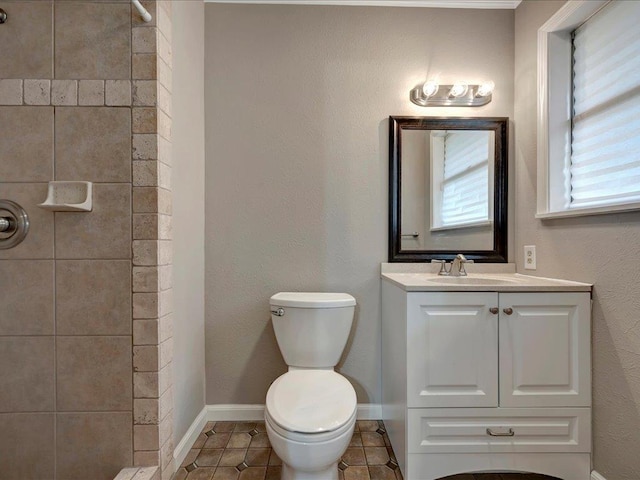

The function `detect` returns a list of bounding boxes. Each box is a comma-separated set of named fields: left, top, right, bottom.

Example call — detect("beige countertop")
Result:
left=381, top=264, right=592, bottom=292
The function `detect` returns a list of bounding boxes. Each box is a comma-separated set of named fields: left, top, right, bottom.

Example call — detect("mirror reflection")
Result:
left=401, top=129, right=494, bottom=251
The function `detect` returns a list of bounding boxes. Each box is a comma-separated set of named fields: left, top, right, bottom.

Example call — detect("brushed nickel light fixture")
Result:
left=411, top=80, right=494, bottom=107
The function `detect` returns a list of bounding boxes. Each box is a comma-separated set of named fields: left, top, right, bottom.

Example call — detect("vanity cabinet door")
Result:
left=499, top=292, right=591, bottom=408
left=407, top=292, right=498, bottom=408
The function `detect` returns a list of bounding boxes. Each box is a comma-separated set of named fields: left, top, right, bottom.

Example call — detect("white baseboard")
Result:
left=205, top=403, right=382, bottom=421
left=173, top=406, right=208, bottom=469
left=174, top=403, right=383, bottom=466
left=591, top=471, right=607, bottom=480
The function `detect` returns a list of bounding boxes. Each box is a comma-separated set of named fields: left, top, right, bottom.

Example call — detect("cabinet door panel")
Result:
left=407, top=292, right=498, bottom=407
left=499, top=293, right=591, bottom=407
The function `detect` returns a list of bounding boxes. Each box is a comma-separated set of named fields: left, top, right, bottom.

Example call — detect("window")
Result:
left=537, top=0, right=640, bottom=218
left=430, top=130, right=493, bottom=230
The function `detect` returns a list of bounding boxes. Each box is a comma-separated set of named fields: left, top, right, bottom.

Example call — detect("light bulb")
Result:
left=422, top=80, right=439, bottom=98
left=449, top=83, right=469, bottom=98
left=476, top=81, right=495, bottom=97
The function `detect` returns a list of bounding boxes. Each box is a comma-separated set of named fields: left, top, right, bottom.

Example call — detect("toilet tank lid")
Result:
left=270, top=292, right=356, bottom=308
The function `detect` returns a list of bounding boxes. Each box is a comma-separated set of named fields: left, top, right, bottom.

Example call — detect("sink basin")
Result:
left=426, top=276, right=519, bottom=286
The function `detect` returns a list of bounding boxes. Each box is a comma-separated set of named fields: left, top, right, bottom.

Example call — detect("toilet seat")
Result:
left=266, top=370, right=357, bottom=435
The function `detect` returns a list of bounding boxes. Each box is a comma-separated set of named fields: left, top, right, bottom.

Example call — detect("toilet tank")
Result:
left=270, top=292, right=356, bottom=368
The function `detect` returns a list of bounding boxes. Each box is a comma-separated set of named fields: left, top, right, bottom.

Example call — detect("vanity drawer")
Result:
left=407, top=408, right=590, bottom=454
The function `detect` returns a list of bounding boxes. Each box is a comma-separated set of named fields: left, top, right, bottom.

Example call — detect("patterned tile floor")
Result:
left=171, top=420, right=557, bottom=480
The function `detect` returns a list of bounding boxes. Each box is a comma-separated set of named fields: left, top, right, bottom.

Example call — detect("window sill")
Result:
left=536, top=201, right=640, bottom=220
left=430, top=220, right=492, bottom=232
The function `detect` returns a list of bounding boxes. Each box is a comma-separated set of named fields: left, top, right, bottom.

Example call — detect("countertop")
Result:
left=381, top=267, right=592, bottom=292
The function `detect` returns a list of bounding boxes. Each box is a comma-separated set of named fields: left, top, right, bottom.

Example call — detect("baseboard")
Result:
left=174, top=403, right=383, bottom=467
left=591, top=471, right=607, bottom=480
left=173, top=406, right=208, bottom=469
left=205, top=403, right=383, bottom=421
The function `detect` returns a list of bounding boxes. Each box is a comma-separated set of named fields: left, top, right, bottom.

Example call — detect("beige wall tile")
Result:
left=134, top=398, right=159, bottom=425
left=55, top=183, right=131, bottom=259
left=158, top=188, right=172, bottom=215
left=133, top=134, right=159, bottom=160
left=134, top=292, right=159, bottom=319
left=158, top=386, right=172, bottom=421
left=158, top=58, right=172, bottom=93
left=158, top=240, right=172, bottom=265
left=23, top=79, right=51, bottom=105
left=0, top=260, right=54, bottom=335
left=133, top=27, right=158, bottom=54
left=158, top=136, right=172, bottom=166
left=134, top=214, right=159, bottom=240
left=0, top=79, right=23, bottom=105
left=78, top=80, right=105, bottom=106
left=158, top=363, right=172, bottom=396
left=159, top=337, right=173, bottom=369
left=157, top=109, right=171, bottom=140
left=134, top=160, right=160, bottom=187
left=134, top=451, right=161, bottom=468
left=159, top=289, right=173, bottom=317
left=0, top=413, right=54, bottom=479
left=55, top=2, right=131, bottom=79
left=134, top=319, right=159, bottom=346
left=133, top=108, right=158, bottom=134
left=0, top=107, right=53, bottom=182
left=0, top=337, right=54, bottom=412
left=57, top=336, right=132, bottom=411
left=157, top=6, right=172, bottom=43
left=134, top=371, right=159, bottom=398
left=159, top=410, right=173, bottom=446
left=51, top=79, right=77, bottom=105
left=159, top=265, right=172, bottom=291
left=57, top=412, right=132, bottom=480
left=133, top=240, right=159, bottom=266
left=0, top=2, right=53, bottom=78
left=115, top=467, right=142, bottom=480
left=106, top=80, right=132, bottom=106
left=134, top=424, right=159, bottom=451
left=157, top=84, right=172, bottom=117
left=55, top=107, right=131, bottom=182
left=133, top=266, right=159, bottom=292
left=133, top=80, right=158, bottom=106
left=159, top=214, right=172, bottom=240
left=133, top=54, right=158, bottom=80
left=133, top=187, right=159, bottom=213
left=134, top=345, right=159, bottom=372
left=132, top=0, right=157, bottom=28
left=0, top=183, right=54, bottom=260
left=159, top=314, right=173, bottom=343
left=158, top=32, right=173, bottom=69
left=160, top=437, right=175, bottom=473
left=56, top=260, right=131, bottom=335
left=159, top=162, right=172, bottom=190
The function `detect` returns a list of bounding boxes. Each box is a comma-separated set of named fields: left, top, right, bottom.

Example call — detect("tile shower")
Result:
left=0, top=1, right=174, bottom=479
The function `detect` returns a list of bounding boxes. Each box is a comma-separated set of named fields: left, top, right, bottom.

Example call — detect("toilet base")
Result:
left=281, top=462, right=339, bottom=480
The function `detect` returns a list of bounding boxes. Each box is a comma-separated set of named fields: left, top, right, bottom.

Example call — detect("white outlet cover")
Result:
left=524, top=245, right=536, bottom=270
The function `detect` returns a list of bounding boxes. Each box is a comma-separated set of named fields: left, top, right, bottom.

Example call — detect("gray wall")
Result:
left=172, top=0, right=206, bottom=445
left=514, top=1, right=640, bottom=478
left=204, top=4, right=514, bottom=404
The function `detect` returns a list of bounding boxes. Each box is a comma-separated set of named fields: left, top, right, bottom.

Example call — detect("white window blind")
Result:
left=570, top=0, right=640, bottom=209
left=440, top=131, right=490, bottom=227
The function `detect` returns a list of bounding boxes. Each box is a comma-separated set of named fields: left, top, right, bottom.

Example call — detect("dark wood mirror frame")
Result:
left=389, top=116, right=508, bottom=263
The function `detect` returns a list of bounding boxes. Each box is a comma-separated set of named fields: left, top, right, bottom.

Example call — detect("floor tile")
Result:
left=195, top=449, right=223, bottom=467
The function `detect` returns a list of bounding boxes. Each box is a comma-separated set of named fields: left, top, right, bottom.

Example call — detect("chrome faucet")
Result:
left=432, top=254, right=474, bottom=277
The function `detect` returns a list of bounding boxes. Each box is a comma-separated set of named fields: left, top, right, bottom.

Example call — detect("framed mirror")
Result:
left=389, top=116, right=508, bottom=262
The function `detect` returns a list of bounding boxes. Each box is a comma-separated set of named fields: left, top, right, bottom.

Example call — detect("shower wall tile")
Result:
left=0, top=260, right=54, bottom=335
left=55, top=183, right=131, bottom=259
left=0, top=107, right=54, bottom=182
left=54, top=2, right=131, bottom=80
left=0, top=413, right=55, bottom=480
left=56, top=260, right=131, bottom=335
left=51, top=79, right=78, bottom=106
left=106, top=80, right=132, bottom=106
left=56, top=336, right=132, bottom=412
left=78, top=80, right=105, bottom=106
left=0, top=80, right=23, bottom=105
left=133, top=108, right=158, bottom=133
left=133, top=54, right=158, bottom=80
left=55, top=107, right=131, bottom=182
left=0, top=2, right=53, bottom=79
left=0, top=183, right=54, bottom=260
left=24, top=79, right=51, bottom=105
left=56, top=412, right=132, bottom=480
left=0, top=337, right=55, bottom=412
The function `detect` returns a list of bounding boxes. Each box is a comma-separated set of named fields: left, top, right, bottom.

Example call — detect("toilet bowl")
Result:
left=265, top=292, right=357, bottom=480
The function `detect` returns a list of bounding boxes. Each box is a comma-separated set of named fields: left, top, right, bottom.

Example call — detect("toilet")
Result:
left=265, top=292, right=358, bottom=480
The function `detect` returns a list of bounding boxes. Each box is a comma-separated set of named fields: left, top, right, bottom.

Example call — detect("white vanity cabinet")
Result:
left=382, top=276, right=592, bottom=480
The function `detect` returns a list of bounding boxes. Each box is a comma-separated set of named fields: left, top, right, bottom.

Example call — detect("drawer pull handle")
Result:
left=489, top=307, right=499, bottom=314
left=486, top=428, right=515, bottom=437
left=503, top=308, right=513, bottom=315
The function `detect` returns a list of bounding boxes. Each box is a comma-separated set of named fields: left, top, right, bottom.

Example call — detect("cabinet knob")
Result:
left=503, top=308, right=513, bottom=315
left=489, top=307, right=499, bottom=315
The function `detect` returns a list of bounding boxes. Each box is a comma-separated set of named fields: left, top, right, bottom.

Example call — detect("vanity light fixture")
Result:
left=410, top=79, right=494, bottom=107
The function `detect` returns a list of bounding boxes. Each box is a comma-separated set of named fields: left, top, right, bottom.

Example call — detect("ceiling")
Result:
left=203, top=0, right=522, bottom=9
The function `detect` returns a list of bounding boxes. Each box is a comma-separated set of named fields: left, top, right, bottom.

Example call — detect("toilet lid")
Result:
left=266, top=370, right=357, bottom=434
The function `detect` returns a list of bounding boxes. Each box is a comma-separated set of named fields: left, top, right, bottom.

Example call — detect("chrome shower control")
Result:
left=0, top=200, right=30, bottom=250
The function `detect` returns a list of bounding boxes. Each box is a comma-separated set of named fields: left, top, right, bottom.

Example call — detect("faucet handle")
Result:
left=431, top=259, right=451, bottom=276
left=458, top=257, right=474, bottom=276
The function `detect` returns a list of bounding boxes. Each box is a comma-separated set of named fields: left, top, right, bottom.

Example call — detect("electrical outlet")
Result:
left=524, top=245, right=536, bottom=270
